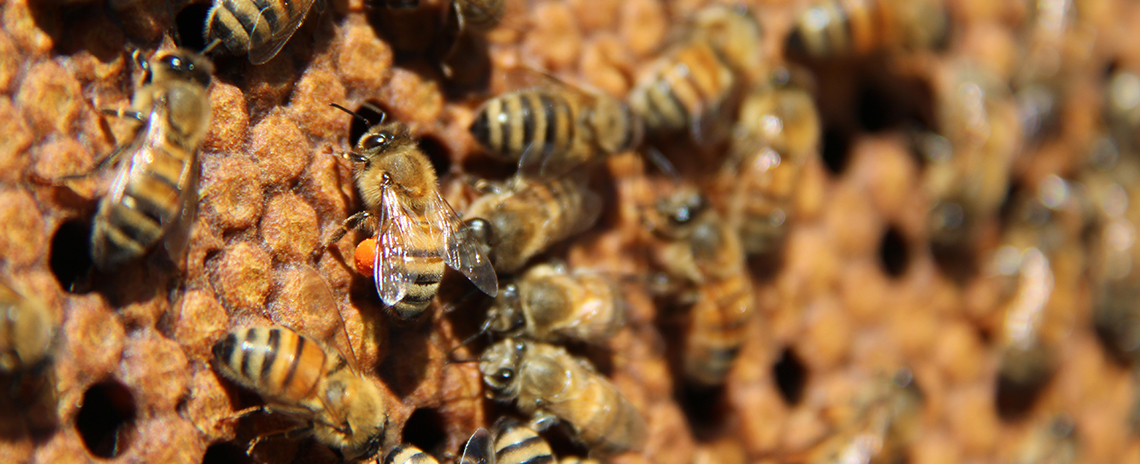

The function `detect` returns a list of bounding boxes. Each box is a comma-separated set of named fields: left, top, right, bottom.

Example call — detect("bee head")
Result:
left=148, top=49, right=213, bottom=88
left=356, top=123, right=413, bottom=161
left=479, top=338, right=526, bottom=401
left=651, top=188, right=708, bottom=238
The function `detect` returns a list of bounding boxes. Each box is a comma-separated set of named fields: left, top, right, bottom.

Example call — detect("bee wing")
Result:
left=374, top=185, right=420, bottom=306
left=161, top=146, right=200, bottom=266
left=291, top=264, right=362, bottom=374
left=424, top=190, right=499, bottom=297
left=458, top=428, right=493, bottom=464
left=247, top=0, right=320, bottom=65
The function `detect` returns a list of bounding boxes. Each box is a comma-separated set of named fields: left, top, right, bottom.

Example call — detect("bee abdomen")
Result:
left=384, top=444, right=439, bottom=464
left=631, top=43, right=734, bottom=133
left=471, top=91, right=576, bottom=160
left=494, top=422, right=555, bottom=464
left=212, top=327, right=328, bottom=403
left=389, top=258, right=445, bottom=320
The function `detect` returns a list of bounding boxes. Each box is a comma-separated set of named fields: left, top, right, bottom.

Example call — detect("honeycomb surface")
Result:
left=0, top=0, right=1138, bottom=463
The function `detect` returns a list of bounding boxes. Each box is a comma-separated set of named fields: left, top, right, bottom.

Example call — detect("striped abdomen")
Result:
left=787, top=0, right=877, bottom=58
left=386, top=216, right=446, bottom=320
left=470, top=90, right=582, bottom=161
left=205, top=0, right=310, bottom=55
left=684, top=274, right=754, bottom=386
left=522, top=272, right=624, bottom=343
left=734, top=149, right=799, bottom=254
left=212, top=327, right=335, bottom=408
left=91, top=130, right=194, bottom=271
left=383, top=444, right=440, bottom=464
left=483, top=178, right=601, bottom=273
left=629, top=41, right=735, bottom=135
left=492, top=418, right=555, bottom=464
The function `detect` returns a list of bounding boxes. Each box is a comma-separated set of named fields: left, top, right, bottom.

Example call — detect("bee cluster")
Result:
left=3, top=0, right=1140, bottom=463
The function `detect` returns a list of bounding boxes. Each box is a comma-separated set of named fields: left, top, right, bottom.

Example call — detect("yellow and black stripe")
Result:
left=383, top=444, right=440, bottom=464
left=91, top=134, right=193, bottom=271
left=470, top=90, right=579, bottom=161
left=629, top=41, right=736, bottom=135
left=206, top=0, right=311, bottom=55
left=212, top=327, right=338, bottom=404
left=386, top=217, right=446, bottom=321
left=684, top=274, right=754, bottom=387
left=492, top=418, right=555, bottom=464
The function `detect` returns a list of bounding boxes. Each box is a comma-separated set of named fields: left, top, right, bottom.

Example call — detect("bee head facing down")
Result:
left=486, top=282, right=526, bottom=334
left=479, top=338, right=527, bottom=401
left=316, top=373, right=390, bottom=460
left=146, top=50, right=214, bottom=88
left=649, top=188, right=709, bottom=240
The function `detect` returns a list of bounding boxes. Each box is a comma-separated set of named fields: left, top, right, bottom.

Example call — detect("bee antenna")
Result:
left=645, top=146, right=682, bottom=184
left=446, top=322, right=491, bottom=364
left=329, top=103, right=375, bottom=126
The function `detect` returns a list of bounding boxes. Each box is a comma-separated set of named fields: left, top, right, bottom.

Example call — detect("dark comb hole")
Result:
left=418, top=134, right=453, bottom=176
left=857, top=81, right=894, bottom=132
left=175, top=3, right=209, bottom=52
left=878, top=225, right=910, bottom=278
left=50, top=220, right=94, bottom=293
left=403, top=408, right=447, bottom=456
left=349, top=101, right=388, bottom=146
left=201, top=443, right=254, bottom=464
left=820, top=127, right=851, bottom=175
left=772, top=347, right=807, bottom=406
left=677, top=385, right=725, bottom=439
left=76, top=380, right=137, bottom=458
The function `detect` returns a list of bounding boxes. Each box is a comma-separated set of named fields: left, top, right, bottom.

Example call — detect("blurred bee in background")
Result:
left=988, top=177, right=1084, bottom=418
left=464, top=174, right=602, bottom=275
left=491, top=417, right=598, bottom=464
left=0, top=281, right=57, bottom=375
left=628, top=5, right=763, bottom=143
left=92, top=49, right=212, bottom=271
left=1011, top=415, right=1078, bottom=464
left=785, top=0, right=949, bottom=58
left=790, top=369, right=923, bottom=464
left=212, top=325, right=389, bottom=460
left=481, top=261, right=626, bottom=344
left=375, top=0, right=504, bottom=33
left=384, top=428, right=492, bottom=464
left=1105, top=68, right=1140, bottom=158
left=721, top=66, right=821, bottom=255
left=920, top=60, right=1022, bottom=256
left=469, top=70, right=643, bottom=179
left=316, top=105, right=497, bottom=321
left=204, top=0, right=323, bottom=65
left=479, top=338, right=647, bottom=455
left=0, top=280, right=59, bottom=433
left=645, top=187, right=756, bottom=387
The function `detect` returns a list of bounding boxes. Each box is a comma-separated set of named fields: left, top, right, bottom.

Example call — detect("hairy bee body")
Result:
left=724, top=68, right=820, bottom=254
left=480, top=339, right=647, bottom=455
left=212, top=326, right=388, bottom=460
left=799, top=370, right=922, bottom=464
left=465, top=176, right=602, bottom=274
left=629, top=5, right=761, bottom=140
left=649, top=188, right=756, bottom=386
left=470, top=83, right=641, bottom=179
left=486, top=262, right=625, bottom=344
left=491, top=417, right=556, bottom=464
left=326, top=113, right=496, bottom=321
left=205, top=0, right=320, bottom=64
left=385, top=428, right=491, bottom=464
left=385, top=445, right=441, bottom=464
left=92, top=49, right=212, bottom=271
left=0, top=281, right=56, bottom=374
left=786, top=0, right=948, bottom=58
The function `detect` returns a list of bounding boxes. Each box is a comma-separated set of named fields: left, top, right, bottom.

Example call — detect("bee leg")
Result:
left=100, top=108, right=148, bottom=122
left=526, top=411, right=560, bottom=432
left=312, top=211, right=375, bottom=260
left=246, top=424, right=314, bottom=456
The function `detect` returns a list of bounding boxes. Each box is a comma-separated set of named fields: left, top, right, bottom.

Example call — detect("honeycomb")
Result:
left=0, top=0, right=1138, bottom=463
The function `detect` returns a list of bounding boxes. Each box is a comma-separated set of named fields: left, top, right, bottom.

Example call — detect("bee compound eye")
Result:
left=494, top=368, right=514, bottom=384
left=362, top=135, right=388, bottom=150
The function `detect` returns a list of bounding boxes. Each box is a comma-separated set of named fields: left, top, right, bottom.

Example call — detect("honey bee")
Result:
left=785, top=0, right=949, bottom=58
left=1011, top=415, right=1078, bottom=464
left=1105, top=69, right=1140, bottom=156
left=792, top=370, right=923, bottom=464
left=318, top=105, right=497, bottom=321
left=646, top=187, right=756, bottom=386
left=212, top=326, right=389, bottom=460
left=921, top=60, right=1022, bottom=254
left=92, top=49, right=212, bottom=271
left=384, top=428, right=492, bottom=464
left=464, top=174, right=602, bottom=274
left=0, top=280, right=57, bottom=374
left=482, top=262, right=626, bottom=344
left=469, top=72, right=642, bottom=179
left=628, top=5, right=762, bottom=142
left=722, top=66, right=821, bottom=255
left=204, top=0, right=323, bottom=65
left=479, top=338, right=647, bottom=455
